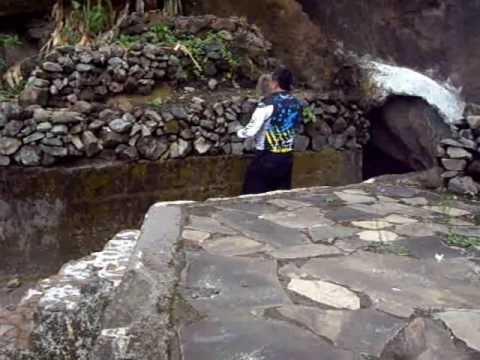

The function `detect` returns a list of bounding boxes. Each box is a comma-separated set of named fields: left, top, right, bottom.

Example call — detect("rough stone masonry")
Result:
left=0, top=15, right=370, bottom=167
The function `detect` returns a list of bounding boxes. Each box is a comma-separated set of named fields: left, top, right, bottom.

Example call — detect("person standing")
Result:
left=237, top=67, right=302, bottom=194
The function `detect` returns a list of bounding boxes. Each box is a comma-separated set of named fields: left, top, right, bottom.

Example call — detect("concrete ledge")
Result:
left=92, top=204, right=185, bottom=360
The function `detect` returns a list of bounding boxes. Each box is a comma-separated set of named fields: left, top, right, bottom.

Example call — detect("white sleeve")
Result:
left=236, top=105, right=274, bottom=139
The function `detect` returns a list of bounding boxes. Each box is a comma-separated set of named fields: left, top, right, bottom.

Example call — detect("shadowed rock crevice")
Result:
left=364, top=95, right=451, bottom=179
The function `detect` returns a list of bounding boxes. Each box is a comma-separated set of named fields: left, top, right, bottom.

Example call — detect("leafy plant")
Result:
left=117, top=34, right=140, bottom=49
left=0, top=34, right=22, bottom=47
left=74, top=0, right=112, bottom=36
left=0, top=81, right=26, bottom=102
left=127, top=27, right=240, bottom=79
left=151, top=24, right=177, bottom=45
left=447, top=233, right=480, bottom=249
left=302, top=106, right=316, bottom=124
left=148, top=98, right=164, bottom=107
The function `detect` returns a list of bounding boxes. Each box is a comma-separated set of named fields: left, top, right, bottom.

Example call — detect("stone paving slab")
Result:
left=202, top=236, right=269, bottom=256
left=381, top=317, right=477, bottom=360
left=325, top=206, right=383, bottom=222
left=259, top=207, right=335, bottom=229
left=186, top=215, right=237, bottom=235
left=308, top=224, right=358, bottom=243
left=214, top=208, right=309, bottom=248
left=276, top=306, right=406, bottom=357
left=299, top=251, right=480, bottom=318
left=183, top=252, right=291, bottom=316
left=397, top=236, right=465, bottom=259
left=180, top=316, right=355, bottom=360
left=269, top=244, right=342, bottom=259
left=434, top=310, right=480, bottom=352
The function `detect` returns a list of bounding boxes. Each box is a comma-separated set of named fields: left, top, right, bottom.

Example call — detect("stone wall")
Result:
left=20, top=15, right=273, bottom=108
left=0, top=149, right=362, bottom=275
left=0, top=14, right=370, bottom=167
left=0, top=92, right=369, bottom=167
left=437, top=104, right=480, bottom=195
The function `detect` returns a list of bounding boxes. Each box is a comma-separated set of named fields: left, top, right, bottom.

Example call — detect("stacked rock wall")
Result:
left=437, top=104, right=480, bottom=195
left=0, top=14, right=370, bottom=168
left=20, top=15, right=274, bottom=108
left=0, top=91, right=369, bottom=167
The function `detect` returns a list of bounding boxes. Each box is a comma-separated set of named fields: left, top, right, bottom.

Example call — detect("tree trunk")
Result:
left=135, top=0, right=145, bottom=14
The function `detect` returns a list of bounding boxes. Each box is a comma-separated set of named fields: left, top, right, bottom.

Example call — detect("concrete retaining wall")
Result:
left=0, top=149, right=362, bottom=274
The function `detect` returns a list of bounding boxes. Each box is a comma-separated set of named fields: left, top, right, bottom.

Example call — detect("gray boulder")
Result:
left=0, top=155, right=10, bottom=166
left=137, top=136, right=168, bottom=160
left=0, top=137, right=22, bottom=155
left=370, top=96, right=451, bottom=171
left=115, top=144, right=139, bottom=161
left=170, top=139, right=192, bottom=158
left=19, top=85, right=49, bottom=107
left=51, top=111, right=85, bottom=124
left=14, top=145, right=41, bottom=166
left=40, top=145, right=68, bottom=157
left=194, top=137, right=212, bottom=155
left=448, top=176, right=479, bottom=195
left=295, top=135, right=310, bottom=152
left=42, top=61, right=63, bottom=72
left=446, top=147, right=472, bottom=159
left=82, top=131, right=102, bottom=157
left=441, top=158, right=467, bottom=171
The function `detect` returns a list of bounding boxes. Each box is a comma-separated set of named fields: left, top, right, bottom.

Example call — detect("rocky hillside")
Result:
left=192, top=0, right=480, bottom=103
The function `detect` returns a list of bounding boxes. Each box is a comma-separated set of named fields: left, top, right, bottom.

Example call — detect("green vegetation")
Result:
left=435, top=192, right=480, bottom=250
left=148, top=98, right=164, bottom=108
left=77, top=0, right=112, bottom=36
left=447, top=233, right=480, bottom=249
left=0, top=34, right=22, bottom=47
left=46, top=0, right=185, bottom=49
left=302, top=106, right=316, bottom=124
left=151, top=24, right=178, bottom=45
left=116, top=25, right=240, bottom=79
left=0, top=81, right=26, bottom=102
left=117, top=34, right=139, bottom=49
left=62, top=0, right=113, bottom=44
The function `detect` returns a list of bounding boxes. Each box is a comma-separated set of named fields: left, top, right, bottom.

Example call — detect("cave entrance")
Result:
left=363, top=103, right=415, bottom=180
left=362, top=95, right=451, bottom=180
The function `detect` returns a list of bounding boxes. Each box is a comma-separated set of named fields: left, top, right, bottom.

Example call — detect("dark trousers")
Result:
left=242, top=151, right=294, bottom=195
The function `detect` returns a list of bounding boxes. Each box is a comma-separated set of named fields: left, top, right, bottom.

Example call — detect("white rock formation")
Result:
left=364, top=61, right=465, bottom=123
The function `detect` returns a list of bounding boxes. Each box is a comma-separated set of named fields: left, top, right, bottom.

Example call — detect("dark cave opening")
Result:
left=362, top=102, right=416, bottom=180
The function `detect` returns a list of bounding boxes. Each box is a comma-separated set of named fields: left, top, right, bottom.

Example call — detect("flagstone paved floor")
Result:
left=3, top=180, right=480, bottom=360
left=177, top=182, right=480, bottom=360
